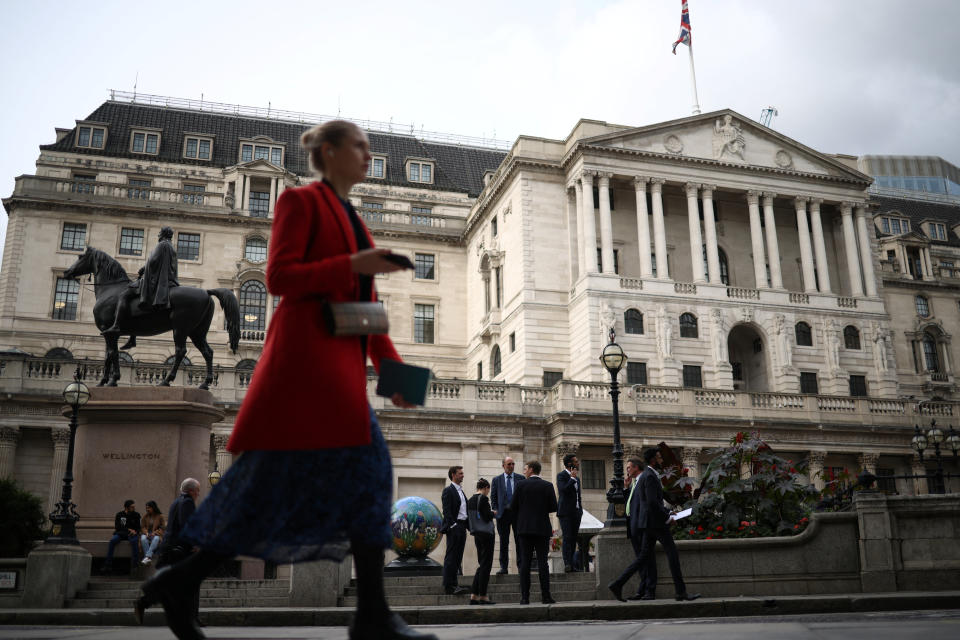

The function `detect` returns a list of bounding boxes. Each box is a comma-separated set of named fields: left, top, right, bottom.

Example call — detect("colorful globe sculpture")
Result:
left=390, top=496, right=443, bottom=558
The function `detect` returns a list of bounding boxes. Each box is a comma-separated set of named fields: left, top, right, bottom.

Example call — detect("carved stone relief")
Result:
left=663, top=134, right=683, bottom=155
left=774, top=150, right=793, bottom=169
left=712, top=115, right=746, bottom=161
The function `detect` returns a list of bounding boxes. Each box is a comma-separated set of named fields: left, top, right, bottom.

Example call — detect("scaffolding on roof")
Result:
left=108, top=90, right=511, bottom=151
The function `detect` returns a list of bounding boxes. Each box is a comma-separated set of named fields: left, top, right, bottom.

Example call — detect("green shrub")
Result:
left=0, top=478, right=47, bottom=557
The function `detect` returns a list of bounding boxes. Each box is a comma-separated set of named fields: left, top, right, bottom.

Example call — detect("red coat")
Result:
left=227, top=181, right=400, bottom=453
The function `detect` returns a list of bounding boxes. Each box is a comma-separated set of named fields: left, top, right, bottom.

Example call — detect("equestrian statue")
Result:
left=63, top=227, right=240, bottom=390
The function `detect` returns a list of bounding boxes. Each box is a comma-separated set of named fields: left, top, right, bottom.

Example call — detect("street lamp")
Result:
left=600, top=328, right=628, bottom=527
left=208, top=461, right=221, bottom=487
left=911, top=419, right=960, bottom=494
left=46, top=367, right=89, bottom=545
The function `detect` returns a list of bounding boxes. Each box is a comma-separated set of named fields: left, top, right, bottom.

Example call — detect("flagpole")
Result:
left=687, top=42, right=701, bottom=115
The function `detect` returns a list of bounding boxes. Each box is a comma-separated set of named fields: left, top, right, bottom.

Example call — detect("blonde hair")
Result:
left=300, top=120, right=360, bottom=174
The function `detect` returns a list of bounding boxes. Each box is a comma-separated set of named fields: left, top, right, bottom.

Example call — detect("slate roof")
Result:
left=872, top=195, right=960, bottom=247
left=40, top=101, right=507, bottom=198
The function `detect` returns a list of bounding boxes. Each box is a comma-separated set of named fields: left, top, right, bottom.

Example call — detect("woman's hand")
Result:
left=391, top=392, right=415, bottom=409
left=351, top=248, right=409, bottom=276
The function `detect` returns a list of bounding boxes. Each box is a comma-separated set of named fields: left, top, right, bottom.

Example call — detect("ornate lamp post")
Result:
left=600, top=329, right=628, bottom=527
left=208, top=462, right=221, bottom=487
left=46, top=367, right=89, bottom=545
left=912, top=419, right=960, bottom=494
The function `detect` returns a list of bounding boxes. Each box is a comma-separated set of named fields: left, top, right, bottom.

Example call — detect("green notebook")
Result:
left=375, top=359, right=432, bottom=406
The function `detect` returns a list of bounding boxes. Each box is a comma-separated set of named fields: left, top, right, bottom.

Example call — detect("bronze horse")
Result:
left=63, top=247, right=240, bottom=389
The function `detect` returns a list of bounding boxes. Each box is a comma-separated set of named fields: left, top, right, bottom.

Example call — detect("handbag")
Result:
left=467, top=508, right=495, bottom=536
left=321, top=301, right=389, bottom=336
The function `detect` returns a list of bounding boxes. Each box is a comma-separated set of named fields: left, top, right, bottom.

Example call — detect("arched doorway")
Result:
left=727, top=323, right=770, bottom=392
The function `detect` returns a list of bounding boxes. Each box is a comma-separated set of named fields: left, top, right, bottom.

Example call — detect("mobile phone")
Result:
left=383, top=253, right=415, bottom=269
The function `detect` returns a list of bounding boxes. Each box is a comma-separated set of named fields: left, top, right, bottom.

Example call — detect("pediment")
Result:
left=582, top=109, right=870, bottom=182
left=236, top=158, right=283, bottom=172
left=894, top=229, right=931, bottom=244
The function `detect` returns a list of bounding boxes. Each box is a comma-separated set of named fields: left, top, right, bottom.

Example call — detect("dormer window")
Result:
left=928, top=222, right=947, bottom=241
left=130, top=128, right=161, bottom=155
left=879, top=216, right=910, bottom=235
left=183, top=135, right=213, bottom=161
left=367, top=156, right=386, bottom=179
left=239, top=138, right=284, bottom=166
left=407, top=160, right=434, bottom=184
left=75, top=123, right=107, bottom=149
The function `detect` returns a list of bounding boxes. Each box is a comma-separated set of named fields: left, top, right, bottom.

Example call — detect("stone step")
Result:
left=369, top=573, right=595, bottom=587
left=339, top=587, right=598, bottom=608
left=66, top=596, right=291, bottom=609
left=343, top=580, right=596, bottom=597
left=83, top=578, right=285, bottom=591
left=73, top=587, right=291, bottom=600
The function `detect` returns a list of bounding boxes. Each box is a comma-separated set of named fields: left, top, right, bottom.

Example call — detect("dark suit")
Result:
left=490, top=472, right=523, bottom=572
left=610, top=474, right=652, bottom=595
left=509, top=475, right=558, bottom=602
left=633, top=466, right=687, bottom=596
left=556, top=468, right=583, bottom=570
left=157, top=492, right=195, bottom=566
left=440, top=483, right=469, bottom=589
left=466, top=494, right=495, bottom=596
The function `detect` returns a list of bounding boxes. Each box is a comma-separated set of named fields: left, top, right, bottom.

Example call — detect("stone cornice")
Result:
left=466, top=155, right=563, bottom=236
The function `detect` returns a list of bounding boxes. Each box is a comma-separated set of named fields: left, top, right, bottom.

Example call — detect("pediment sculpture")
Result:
left=712, top=115, right=746, bottom=161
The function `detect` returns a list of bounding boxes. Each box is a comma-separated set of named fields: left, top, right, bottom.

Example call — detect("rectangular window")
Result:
left=132, top=132, right=144, bottom=152
left=127, top=178, right=150, bottom=200
left=249, top=191, right=270, bottom=218
left=71, top=173, right=96, bottom=194
left=876, top=468, right=897, bottom=494
left=411, top=205, right=432, bottom=214
left=682, top=365, right=703, bottom=388
left=119, top=228, right=144, bottom=256
left=510, top=332, right=516, bottom=352
left=254, top=146, right=269, bottom=161
left=182, top=184, right=205, bottom=206
left=52, top=277, right=80, bottom=320
left=580, top=460, right=605, bottom=490
left=362, top=201, right=383, bottom=223
left=929, top=223, right=947, bottom=240
left=77, top=127, right=90, bottom=147
left=542, top=371, right=562, bottom=387
left=881, top=218, right=890, bottom=233
left=732, top=362, right=743, bottom=381
left=408, top=161, right=434, bottom=183
left=76, top=125, right=106, bottom=149
left=491, top=216, right=498, bottom=237
left=800, top=371, right=819, bottom=394
left=848, top=374, right=868, bottom=397
left=91, top=128, right=104, bottom=148
left=477, top=362, right=483, bottom=380
left=177, top=232, right=201, bottom=261
left=131, top=131, right=158, bottom=154
left=627, top=362, right=647, bottom=385
left=414, top=303, right=435, bottom=344
left=414, top=253, right=435, bottom=280
left=411, top=215, right=432, bottom=226
left=241, top=144, right=253, bottom=162
left=185, top=138, right=197, bottom=157
left=367, top=157, right=385, bottom=178
left=184, top=137, right=212, bottom=160
left=271, top=148, right=282, bottom=166
left=596, top=248, right=620, bottom=274
left=60, top=223, right=86, bottom=252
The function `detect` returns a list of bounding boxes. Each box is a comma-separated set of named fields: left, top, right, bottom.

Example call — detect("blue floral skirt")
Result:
left=181, top=407, right=392, bottom=564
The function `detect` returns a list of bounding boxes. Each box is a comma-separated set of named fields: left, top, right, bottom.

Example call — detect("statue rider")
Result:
left=102, top=227, right=179, bottom=348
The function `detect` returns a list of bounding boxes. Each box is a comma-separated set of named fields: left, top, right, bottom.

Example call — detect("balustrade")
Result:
left=817, top=396, right=856, bottom=412
left=674, top=282, right=697, bottom=294
left=619, top=278, right=643, bottom=290
left=837, top=297, right=858, bottom=308
left=29, top=176, right=227, bottom=208
left=695, top=390, right=737, bottom=407
left=789, top=293, right=810, bottom=305
left=751, top=392, right=805, bottom=409
left=240, top=330, right=265, bottom=342
left=634, top=385, right=680, bottom=404
left=727, top=287, right=760, bottom=300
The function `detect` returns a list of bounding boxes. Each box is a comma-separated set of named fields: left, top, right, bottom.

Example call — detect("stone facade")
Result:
left=1, top=96, right=959, bottom=556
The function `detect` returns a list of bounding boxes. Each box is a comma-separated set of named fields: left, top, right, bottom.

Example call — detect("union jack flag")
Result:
left=672, top=0, right=692, bottom=54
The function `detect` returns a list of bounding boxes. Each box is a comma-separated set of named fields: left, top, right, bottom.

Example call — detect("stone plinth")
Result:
left=70, top=387, right=224, bottom=542
left=21, top=545, right=91, bottom=608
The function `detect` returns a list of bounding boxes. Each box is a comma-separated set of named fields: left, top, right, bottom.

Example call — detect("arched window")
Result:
left=679, top=313, right=698, bottom=338
left=44, top=347, right=73, bottom=360
left=491, top=345, right=502, bottom=377
left=702, top=246, right=730, bottom=285
left=624, top=309, right=644, bottom=334
left=236, top=358, right=257, bottom=385
left=916, top=295, right=930, bottom=317
left=236, top=359, right=257, bottom=371
left=795, top=322, right=813, bottom=347
left=164, top=355, right=192, bottom=366
left=244, top=237, right=267, bottom=263
left=844, top=326, right=861, bottom=350
left=118, top=352, right=134, bottom=364
left=922, top=334, right=939, bottom=371
left=239, top=280, right=267, bottom=331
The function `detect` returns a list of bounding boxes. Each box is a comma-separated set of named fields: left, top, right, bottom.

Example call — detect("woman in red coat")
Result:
left=140, top=121, right=437, bottom=640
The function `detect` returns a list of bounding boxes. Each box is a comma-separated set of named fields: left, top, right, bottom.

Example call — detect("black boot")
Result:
left=349, top=542, right=438, bottom=640
left=140, top=550, right=226, bottom=640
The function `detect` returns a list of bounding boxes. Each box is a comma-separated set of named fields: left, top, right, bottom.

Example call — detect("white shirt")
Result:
left=454, top=482, right=467, bottom=520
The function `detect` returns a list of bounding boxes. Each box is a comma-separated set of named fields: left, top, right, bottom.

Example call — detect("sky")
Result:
left=1, top=0, right=959, bottom=258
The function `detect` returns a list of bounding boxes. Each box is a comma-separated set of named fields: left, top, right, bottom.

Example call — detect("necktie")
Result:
left=505, top=474, right=513, bottom=503
left=626, top=477, right=637, bottom=516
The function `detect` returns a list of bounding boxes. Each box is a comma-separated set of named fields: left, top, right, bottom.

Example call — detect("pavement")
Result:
left=1, top=609, right=959, bottom=639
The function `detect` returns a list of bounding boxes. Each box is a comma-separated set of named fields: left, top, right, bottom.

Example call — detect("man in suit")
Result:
left=490, top=456, right=524, bottom=575
left=556, top=453, right=583, bottom=573
left=611, top=448, right=700, bottom=602
left=440, top=465, right=470, bottom=595
left=607, top=457, right=652, bottom=601
left=509, top=460, right=558, bottom=604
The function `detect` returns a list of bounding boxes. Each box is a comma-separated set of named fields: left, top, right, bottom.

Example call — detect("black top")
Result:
left=327, top=180, right=373, bottom=302
left=113, top=510, right=141, bottom=536
left=162, top=492, right=196, bottom=550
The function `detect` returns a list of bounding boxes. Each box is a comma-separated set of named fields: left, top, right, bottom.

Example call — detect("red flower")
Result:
left=688, top=529, right=695, bottom=535
left=696, top=526, right=704, bottom=532
left=735, top=432, right=745, bottom=443
left=800, top=517, right=808, bottom=523
left=793, top=524, right=800, bottom=529
left=682, top=468, right=689, bottom=473
left=740, top=520, right=749, bottom=526
left=716, top=526, right=723, bottom=532
left=789, top=467, right=797, bottom=474
left=705, top=536, right=713, bottom=540
left=787, top=459, right=793, bottom=464
left=750, top=521, right=756, bottom=526
left=771, top=465, right=777, bottom=471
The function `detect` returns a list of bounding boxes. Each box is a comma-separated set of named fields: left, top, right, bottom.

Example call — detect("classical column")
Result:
left=651, top=179, right=669, bottom=279
left=682, top=447, right=702, bottom=482
left=240, top=174, right=251, bottom=212
left=855, top=204, right=878, bottom=296
left=809, top=199, right=832, bottom=293
left=808, top=450, right=827, bottom=490
left=923, top=248, right=935, bottom=281
left=597, top=173, right=615, bottom=274
left=268, top=177, right=278, bottom=215
left=634, top=177, right=653, bottom=278
left=574, top=181, right=584, bottom=277
left=746, top=190, right=767, bottom=288
left=762, top=192, right=784, bottom=288
left=911, top=453, right=928, bottom=495
left=566, top=186, right=579, bottom=281
left=840, top=202, right=864, bottom=296
left=685, top=183, right=706, bottom=283
left=0, top=427, right=20, bottom=480
left=213, top=433, right=233, bottom=474
left=857, top=452, right=880, bottom=475
left=47, top=428, right=71, bottom=514
left=580, top=172, right=598, bottom=274
left=794, top=197, right=817, bottom=293
left=702, top=185, right=721, bottom=284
